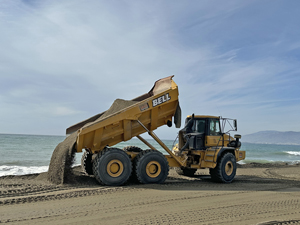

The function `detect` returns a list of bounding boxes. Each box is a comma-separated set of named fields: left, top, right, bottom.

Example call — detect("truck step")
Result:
left=204, top=159, right=214, bottom=162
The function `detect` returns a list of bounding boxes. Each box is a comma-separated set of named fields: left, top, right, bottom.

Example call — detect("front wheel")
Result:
left=210, top=152, right=236, bottom=183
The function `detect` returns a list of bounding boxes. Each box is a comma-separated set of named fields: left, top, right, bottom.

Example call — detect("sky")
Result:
left=0, top=0, right=300, bottom=139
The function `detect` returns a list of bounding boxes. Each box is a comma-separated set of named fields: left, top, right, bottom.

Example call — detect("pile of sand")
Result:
left=83, top=99, right=138, bottom=129
left=47, top=99, right=139, bottom=185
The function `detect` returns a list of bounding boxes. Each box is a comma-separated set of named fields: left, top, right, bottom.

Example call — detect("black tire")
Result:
left=210, top=152, right=236, bottom=183
left=123, top=146, right=143, bottom=182
left=81, top=151, right=93, bottom=175
left=93, top=148, right=132, bottom=186
left=135, top=150, right=169, bottom=184
left=123, top=146, right=143, bottom=152
left=175, top=167, right=197, bottom=177
left=128, top=152, right=143, bottom=183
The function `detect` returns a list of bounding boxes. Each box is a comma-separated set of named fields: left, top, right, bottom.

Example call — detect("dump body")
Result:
left=67, top=76, right=181, bottom=154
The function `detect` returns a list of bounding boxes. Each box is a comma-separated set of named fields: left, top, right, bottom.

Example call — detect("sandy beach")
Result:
left=1, top=163, right=300, bottom=225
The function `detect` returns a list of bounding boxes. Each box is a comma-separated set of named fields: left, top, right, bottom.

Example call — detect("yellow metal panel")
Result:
left=150, top=107, right=158, bottom=130
left=92, top=128, right=103, bottom=150
left=206, top=136, right=221, bottom=147
left=190, top=164, right=201, bottom=169
left=82, top=133, right=94, bottom=151
left=200, top=161, right=216, bottom=168
left=236, top=150, right=246, bottom=161
left=205, top=134, right=231, bottom=148
left=123, top=120, right=132, bottom=141
left=76, top=132, right=84, bottom=152
left=165, top=155, right=181, bottom=167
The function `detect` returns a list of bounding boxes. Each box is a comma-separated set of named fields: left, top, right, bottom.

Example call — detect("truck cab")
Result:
left=172, top=114, right=244, bottom=183
left=178, top=115, right=241, bottom=151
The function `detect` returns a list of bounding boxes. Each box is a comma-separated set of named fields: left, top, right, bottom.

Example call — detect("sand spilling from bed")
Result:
left=47, top=132, right=77, bottom=184
left=47, top=99, right=138, bottom=185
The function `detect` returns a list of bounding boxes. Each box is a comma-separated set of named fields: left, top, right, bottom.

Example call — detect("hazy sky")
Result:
left=1, top=0, right=300, bottom=139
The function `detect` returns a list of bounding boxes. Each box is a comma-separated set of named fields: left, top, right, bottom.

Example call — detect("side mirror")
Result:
left=234, top=134, right=241, bottom=148
left=234, top=120, right=237, bottom=131
left=234, top=134, right=241, bottom=139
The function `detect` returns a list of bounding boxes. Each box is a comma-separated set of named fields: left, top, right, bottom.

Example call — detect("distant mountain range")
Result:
left=242, top=131, right=300, bottom=145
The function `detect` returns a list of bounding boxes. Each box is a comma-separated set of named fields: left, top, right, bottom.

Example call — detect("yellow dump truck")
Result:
left=66, top=76, right=245, bottom=186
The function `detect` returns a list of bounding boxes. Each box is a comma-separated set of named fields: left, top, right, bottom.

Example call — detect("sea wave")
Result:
left=0, top=165, right=49, bottom=177
left=241, top=159, right=275, bottom=164
left=284, top=151, right=300, bottom=156
left=0, top=164, right=81, bottom=177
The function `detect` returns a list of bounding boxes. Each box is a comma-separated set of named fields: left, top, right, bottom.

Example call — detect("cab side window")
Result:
left=209, top=119, right=220, bottom=135
left=192, top=119, right=205, bottom=133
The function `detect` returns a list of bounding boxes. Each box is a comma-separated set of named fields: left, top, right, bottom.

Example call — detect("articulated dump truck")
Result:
left=66, top=76, right=245, bottom=186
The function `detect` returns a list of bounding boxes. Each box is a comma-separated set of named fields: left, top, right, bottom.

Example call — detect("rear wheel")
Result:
left=210, top=152, right=236, bottom=183
left=93, top=148, right=132, bottom=186
left=175, top=167, right=197, bottom=177
left=81, top=151, right=93, bottom=175
left=135, top=150, right=169, bottom=184
left=123, top=146, right=143, bottom=153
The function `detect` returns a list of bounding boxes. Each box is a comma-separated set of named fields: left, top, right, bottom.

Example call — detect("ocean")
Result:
left=1, top=133, right=300, bottom=177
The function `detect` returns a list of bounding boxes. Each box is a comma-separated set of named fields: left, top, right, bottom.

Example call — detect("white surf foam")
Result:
left=285, top=151, right=300, bottom=156
left=0, top=165, right=49, bottom=177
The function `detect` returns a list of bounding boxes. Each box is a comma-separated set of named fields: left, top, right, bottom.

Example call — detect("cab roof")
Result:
left=186, top=115, right=220, bottom=119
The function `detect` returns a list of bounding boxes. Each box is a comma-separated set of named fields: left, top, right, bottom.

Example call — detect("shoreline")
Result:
left=1, top=161, right=300, bottom=178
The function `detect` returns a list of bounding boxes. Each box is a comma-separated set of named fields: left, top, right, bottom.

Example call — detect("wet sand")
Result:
left=1, top=163, right=300, bottom=224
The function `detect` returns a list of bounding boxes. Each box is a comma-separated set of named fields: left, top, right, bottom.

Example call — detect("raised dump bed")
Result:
left=67, top=75, right=181, bottom=153
left=60, top=76, right=182, bottom=186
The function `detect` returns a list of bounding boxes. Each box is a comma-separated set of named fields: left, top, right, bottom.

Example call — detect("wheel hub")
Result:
left=225, top=161, right=233, bottom=176
left=146, top=161, right=161, bottom=178
left=107, top=159, right=124, bottom=177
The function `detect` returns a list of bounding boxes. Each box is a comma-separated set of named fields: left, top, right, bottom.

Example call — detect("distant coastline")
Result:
left=242, top=131, right=300, bottom=145
left=243, top=142, right=300, bottom=146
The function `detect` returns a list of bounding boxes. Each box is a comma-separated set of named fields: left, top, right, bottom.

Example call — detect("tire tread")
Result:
left=81, top=151, right=93, bottom=175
